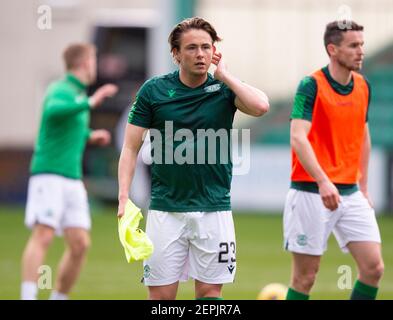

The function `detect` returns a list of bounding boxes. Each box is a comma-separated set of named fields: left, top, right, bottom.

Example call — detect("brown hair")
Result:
left=168, top=17, right=222, bottom=53
left=324, top=21, right=364, bottom=55
left=63, top=43, right=95, bottom=70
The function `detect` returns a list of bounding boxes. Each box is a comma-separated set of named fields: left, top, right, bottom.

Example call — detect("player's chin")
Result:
left=192, top=68, right=208, bottom=75
left=352, top=61, right=363, bottom=71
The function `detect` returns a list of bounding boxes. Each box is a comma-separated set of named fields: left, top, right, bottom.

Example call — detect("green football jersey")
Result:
left=30, top=73, right=92, bottom=179
left=128, top=70, right=237, bottom=212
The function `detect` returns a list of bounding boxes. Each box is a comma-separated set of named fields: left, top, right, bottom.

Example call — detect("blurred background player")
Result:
left=21, top=43, right=118, bottom=300
left=284, top=21, right=384, bottom=300
left=117, top=17, right=269, bottom=300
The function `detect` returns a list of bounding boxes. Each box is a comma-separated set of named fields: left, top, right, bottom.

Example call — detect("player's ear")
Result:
left=172, top=48, right=180, bottom=64
left=327, top=43, right=336, bottom=57
left=212, top=44, right=216, bottom=54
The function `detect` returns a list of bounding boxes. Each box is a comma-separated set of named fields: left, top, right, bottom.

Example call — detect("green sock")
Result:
left=196, top=297, right=224, bottom=300
left=286, top=287, right=309, bottom=300
left=350, top=280, right=378, bottom=300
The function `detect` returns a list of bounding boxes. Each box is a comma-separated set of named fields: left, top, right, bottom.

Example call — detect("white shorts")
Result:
left=283, top=189, right=381, bottom=255
left=143, top=210, right=236, bottom=286
left=25, top=174, right=91, bottom=236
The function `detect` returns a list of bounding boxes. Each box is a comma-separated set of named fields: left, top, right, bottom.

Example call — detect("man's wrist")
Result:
left=316, top=176, right=330, bottom=186
left=359, top=185, right=368, bottom=193
left=88, top=97, right=96, bottom=108
left=118, top=194, right=128, bottom=202
left=217, top=71, right=232, bottom=85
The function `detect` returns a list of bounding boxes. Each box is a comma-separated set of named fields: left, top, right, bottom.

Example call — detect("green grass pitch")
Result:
left=0, top=204, right=392, bottom=300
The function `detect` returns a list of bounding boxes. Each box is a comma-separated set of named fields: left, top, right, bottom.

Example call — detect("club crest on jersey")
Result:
left=296, top=234, right=308, bottom=246
left=204, top=84, right=221, bottom=93
left=143, top=264, right=151, bottom=278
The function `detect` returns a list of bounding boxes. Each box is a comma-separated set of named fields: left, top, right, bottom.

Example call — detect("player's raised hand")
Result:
left=90, top=84, right=118, bottom=108
left=318, top=180, right=341, bottom=211
left=212, top=51, right=228, bottom=82
left=89, top=129, right=111, bottom=146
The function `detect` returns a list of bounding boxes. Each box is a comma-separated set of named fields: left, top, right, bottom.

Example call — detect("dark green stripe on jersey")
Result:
left=290, top=181, right=359, bottom=196
left=291, top=76, right=316, bottom=121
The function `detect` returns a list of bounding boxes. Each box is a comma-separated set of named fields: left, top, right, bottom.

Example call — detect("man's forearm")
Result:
left=292, top=134, right=329, bottom=184
left=221, top=72, right=269, bottom=116
left=359, top=128, right=371, bottom=191
left=118, top=146, right=138, bottom=201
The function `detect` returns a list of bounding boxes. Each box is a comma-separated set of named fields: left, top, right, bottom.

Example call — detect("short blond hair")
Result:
left=63, top=43, right=95, bottom=70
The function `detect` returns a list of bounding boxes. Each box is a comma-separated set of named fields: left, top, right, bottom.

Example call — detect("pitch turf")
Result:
left=0, top=204, right=392, bottom=300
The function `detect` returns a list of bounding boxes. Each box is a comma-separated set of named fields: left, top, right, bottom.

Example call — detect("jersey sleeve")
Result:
left=45, top=84, right=90, bottom=118
left=221, top=82, right=237, bottom=113
left=128, top=81, right=152, bottom=128
left=290, top=76, right=317, bottom=121
left=85, top=128, right=93, bottom=142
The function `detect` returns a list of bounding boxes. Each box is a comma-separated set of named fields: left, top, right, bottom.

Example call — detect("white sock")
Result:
left=49, top=290, right=69, bottom=300
left=21, top=281, right=38, bottom=300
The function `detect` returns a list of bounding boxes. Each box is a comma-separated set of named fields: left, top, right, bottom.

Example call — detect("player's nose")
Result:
left=196, top=47, right=204, bottom=57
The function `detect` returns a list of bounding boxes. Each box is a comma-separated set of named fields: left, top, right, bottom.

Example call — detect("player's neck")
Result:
left=328, top=63, right=352, bottom=86
left=69, top=69, right=89, bottom=86
left=179, top=69, right=208, bottom=88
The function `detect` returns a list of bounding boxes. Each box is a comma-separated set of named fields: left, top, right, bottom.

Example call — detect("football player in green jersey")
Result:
left=118, top=17, right=269, bottom=300
left=21, top=44, right=118, bottom=300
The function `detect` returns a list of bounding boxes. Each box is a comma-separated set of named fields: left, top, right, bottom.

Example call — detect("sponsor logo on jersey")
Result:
left=168, top=89, right=176, bottom=98
left=204, top=84, right=221, bottom=93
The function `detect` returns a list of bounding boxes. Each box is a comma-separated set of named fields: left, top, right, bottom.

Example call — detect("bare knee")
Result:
left=291, top=255, right=320, bottom=294
left=149, top=290, right=176, bottom=300
left=30, top=225, right=55, bottom=249
left=292, top=271, right=317, bottom=293
left=360, top=261, right=384, bottom=283
left=68, top=235, right=90, bottom=259
left=149, top=283, right=178, bottom=300
left=22, top=225, right=55, bottom=281
left=195, top=281, right=222, bottom=299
